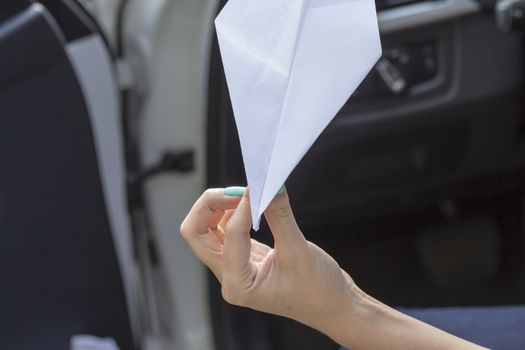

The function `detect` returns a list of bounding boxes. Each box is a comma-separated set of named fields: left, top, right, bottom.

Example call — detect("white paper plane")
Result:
left=216, top=0, right=382, bottom=230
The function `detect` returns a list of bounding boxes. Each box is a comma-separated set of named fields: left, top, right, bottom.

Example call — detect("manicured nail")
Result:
left=224, top=186, right=246, bottom=197
left=277, top=184, right=286, bottom=195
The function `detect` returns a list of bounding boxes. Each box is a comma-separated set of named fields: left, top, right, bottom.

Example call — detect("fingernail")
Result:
left=277, top=184, right=286, bottom=195
left=224, top=186, right=246, bottom=197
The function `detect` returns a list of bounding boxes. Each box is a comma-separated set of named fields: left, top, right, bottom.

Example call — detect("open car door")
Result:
left=0, top=1, right=138, bottom=348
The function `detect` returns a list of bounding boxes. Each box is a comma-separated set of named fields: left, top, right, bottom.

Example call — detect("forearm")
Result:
left=184, top=188, right=490, bottom=349
left=313, top=281, right=487, bottom=350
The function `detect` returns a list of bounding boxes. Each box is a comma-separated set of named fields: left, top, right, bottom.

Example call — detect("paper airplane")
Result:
left=216, top=0, right=382, bottom=229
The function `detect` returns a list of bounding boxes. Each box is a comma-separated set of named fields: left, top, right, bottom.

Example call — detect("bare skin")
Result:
left=180, top=188, right=486, bottom=350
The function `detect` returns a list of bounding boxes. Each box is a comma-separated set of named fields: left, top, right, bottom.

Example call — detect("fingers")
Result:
left=180, top=189, right=243, bottom=278
left=223, top=191, right=254, bottom=281
left=264, top=188, right=307, bottom=250
left=180, top=188, right=242, bottom=237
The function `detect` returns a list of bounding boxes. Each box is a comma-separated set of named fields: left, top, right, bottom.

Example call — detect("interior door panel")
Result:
left=0, top=3, right=134, bottom=349
left=207, top=1, right=525, bottom=349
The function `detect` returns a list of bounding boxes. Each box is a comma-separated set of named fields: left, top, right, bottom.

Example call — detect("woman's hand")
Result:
left=180, top=187, right=486, bottom=350
left=179, top=187, right=357, bottom=330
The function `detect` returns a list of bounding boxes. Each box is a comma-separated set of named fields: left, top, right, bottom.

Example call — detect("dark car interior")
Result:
left=207, top=0, right=525, bottom=348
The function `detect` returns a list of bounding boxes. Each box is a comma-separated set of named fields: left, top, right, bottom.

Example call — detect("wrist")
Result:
left=315, top=276, right=388, bottom=348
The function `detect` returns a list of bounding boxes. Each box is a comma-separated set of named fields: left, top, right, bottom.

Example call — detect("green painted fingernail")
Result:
left=224, top=186, right=246, bottom=197
left=277, top=184, right=286, bottom=195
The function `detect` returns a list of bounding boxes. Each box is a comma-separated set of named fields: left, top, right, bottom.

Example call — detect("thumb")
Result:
left=264, top=187, right=306, bottom=250
left=223, top=191, right=253, bottom=279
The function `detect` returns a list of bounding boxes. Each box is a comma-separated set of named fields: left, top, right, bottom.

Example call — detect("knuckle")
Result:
left=273, top=203, right=292, bottom=219
left=221, top=284, right=246, bottom=306
left=179, top=221, right=189, bottom=238
left=221, top=284, right=238, bottom=305
left=202, top=188, right=214, bottom=201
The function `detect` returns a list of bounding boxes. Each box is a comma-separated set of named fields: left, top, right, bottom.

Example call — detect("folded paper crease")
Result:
left=216, top=0, right=381, bottom=229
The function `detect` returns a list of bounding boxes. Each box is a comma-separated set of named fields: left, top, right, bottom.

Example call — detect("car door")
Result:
left=207, top=0, right=525, bottom=349
left=0, top=1, right=138, bottom=348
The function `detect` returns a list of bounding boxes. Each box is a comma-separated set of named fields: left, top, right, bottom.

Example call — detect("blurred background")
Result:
left=0, top=0, right=523, bottom=349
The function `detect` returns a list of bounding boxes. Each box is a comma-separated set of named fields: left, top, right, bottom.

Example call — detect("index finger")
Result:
left=180, top=188, right=243, bottom=238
